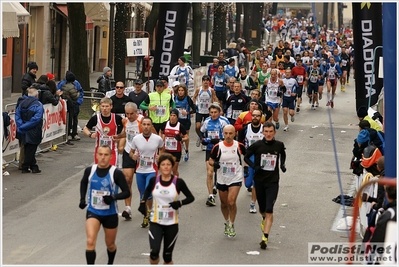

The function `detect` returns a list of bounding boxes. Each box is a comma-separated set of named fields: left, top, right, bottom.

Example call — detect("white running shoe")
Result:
left=283, top=125, right=289, bottom=131
left=291, top=116, right=295, bottom=122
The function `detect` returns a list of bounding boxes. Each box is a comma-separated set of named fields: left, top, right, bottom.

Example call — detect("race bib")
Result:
left=199, top=98, right=210, bottom=113
left=248, top=135, right=262, bottom=146
left=157, top=205, right=175, bottom=222
left=341, top=59, right=347, bottom=67
left=155, top=105, right=166, bottom=117
left=126, top=128, right=139, bottom=142
left=221, top=162, right=237, bottom=176
left=165, top=137, right=178, bottom=151
left=329, top=70, right=336, bottom=79
left=179, top=76, right=186, bottom=84
left=261, top=153, right=277, bottom=171
left=268, top=89, right=277, bottom=97
left=310, top=74, right=318, bottom=83
left=139, top=156, right=154, bottom=168
left=177, top=108, right=187, bottom=119
left=91, top=189, right=111, bottom=210
left=297, top=75, right=304, bottom=83
left=100, top=136, right=113, bottom=148
left=208, top=130, right=219, bottom=139
left=215, top=78, right=224, bottom=87
left=232, top=110, right=242, bottom=120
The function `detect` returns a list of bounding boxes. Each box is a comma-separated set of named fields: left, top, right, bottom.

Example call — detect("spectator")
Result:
left=97, top=67, right=112, bottom=94
left=21, top=62, right=38, bottom=96
left=15, top=88, right=44, bottom=173
left=46, top=72, right=55, bottom=81
left=128, top=79, right=148, bottom=115
left=110, top=81, right=132, bottom=116
left=357, top=106, right=383, bottom=132
left=57, top=71, right=84, bottom=141
left=31, top=76, right=62, bottom=106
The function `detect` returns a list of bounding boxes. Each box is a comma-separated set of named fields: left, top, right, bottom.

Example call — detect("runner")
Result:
left=339, top=46, right=350, bottom=92
left=291, top=58, right=307, bottom=112
left=281, top=68, right=298, bottom=131
left=306, top=59, right=323, bottom=110
left=212, top=65, right=229, bottom=108
left=224, top=82, right=250, bottom=125
left=325, top=57, right=342, bottom=108
left=244, top=121, right=286, bottom=250
left=129, top=117, right=164, bottom=228
left=79, top=145, right=130, bottom=264
left=262, top=69, right=283, bottom=129
left=209, top=125, right=246, bottom=237
left=138, top=153, right=194, bottom=264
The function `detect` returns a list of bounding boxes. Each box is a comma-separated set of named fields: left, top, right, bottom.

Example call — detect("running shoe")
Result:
left=228, top=224, right=236, bottom=238
left=212, top=186, right=217, bottom=195
left=249, top=203, right=257, bottom=213
left=296, top=107, right=300, bottom=112
left=315, top=102, right=319, bottom=107
left=247, top=187, right=252, bottom=193
left=72, top=135, right=81, bottom=141
left=196, top=138, right=200, bottom=147
left=224, top=223, right=231, bottom=236
left=347, top=81, right=349, bottom=85
left=291, top=116, right=295, bottom=122
left=326, top=100, right=331, bottom=106
left=275, top=122, right=280, bottom=130
left=341, top=86, right=345, bottom=92
left=261, top=218, right=265, bottom=232
left=201, top=145, right=207, bottom=151
left=122, top=208, right=132, bottom=220
left=260, top=235, right=268, bottom=250
left=184, top=151, right=189, bottom=162
left=311, top=105, right=316, bottom=110
left=330, top=101, right=334, bottom=108
left=283, top=125, right=289, bottom=131
left=140, top=215, right=149, bottom=228
left=206, top=196, right=216, bottom=206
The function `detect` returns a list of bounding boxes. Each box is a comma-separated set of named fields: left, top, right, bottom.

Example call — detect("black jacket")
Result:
left=21, top=72, right=36, bottom=95
left=31, top=83, right=60, bottom=106
left=97, top=75, right=111, bottom=94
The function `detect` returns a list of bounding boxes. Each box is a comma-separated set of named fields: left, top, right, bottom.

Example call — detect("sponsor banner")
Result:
left=352, top=3, right=383, bottom=110
left=126, top=38, right=149, bottom=57
left=151, top=3, right=190, bottom=79
left=2, top=99, right=67, bottom=156
left=308, top=242, right=396, bottom=264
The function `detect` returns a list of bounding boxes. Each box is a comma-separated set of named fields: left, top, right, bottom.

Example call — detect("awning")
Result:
left=54, top=4, right=94, bottom=30
left=277, top=3, right=312, bottom=10
left=84, top=3, right=110, bottom=27
left=2, top=2, right=30, bottom=38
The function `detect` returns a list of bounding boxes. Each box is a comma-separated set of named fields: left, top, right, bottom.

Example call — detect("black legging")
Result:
left=149, top=222, right=179, bottom=263
left=255, top=181, right=279, bottom=214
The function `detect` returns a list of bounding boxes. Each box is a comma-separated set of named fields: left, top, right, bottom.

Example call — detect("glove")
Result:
left=103, top=195, right=115, bottom=205
left=79, top=201, right=87, bottom=210
left=201, top=138, right=209, bottom=146
left=169, top=201, right=182, bottom=210
left=175, top=135, right=182, bottom=141
left=213, top=161, right=221, bottom=170
left=210, top=139, right=219, bottom=145
left=138, top=201, right=147, bottom=216
left=280, top=164, right=286, bottom=173
left=244, top=166, right=249, bottom=178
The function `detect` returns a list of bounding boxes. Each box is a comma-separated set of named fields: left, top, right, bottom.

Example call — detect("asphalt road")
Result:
left=2, top=82, right=362, bottom=265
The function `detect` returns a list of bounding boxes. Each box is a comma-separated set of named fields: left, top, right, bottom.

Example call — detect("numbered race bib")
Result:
left=221, top=162, right=237, bottom=177
left=126, top=128, right=139, bottom=142
left=215, top=78, right=224, bottom=87
left=155, top=105, right=166, bottom=117
left=208, top=130, right=219, bottom=139
left=177, top=108, right=187, bottom=119
left=116, top=113, right=125, bottom=119
left=179, top=76, right=187, bottom=84
left=261, top=153, right=277, bottom=171
left=269, top=89, right=277, bottom=97
left=341, top=59, right=347, bottom=67
left=232, top=110, right=242, bottom=120
left=329, top=70, right=336, bottom=79
left=286, top=89, right=291, bottom=95
left=100, top=136, right=113, bottom=147
left=199, top=98, right=210, bottom=113
left=248, top=135, right=262, bottom=146
left=310, top=74, right=318, bottom=83
left=91, top=189, right=111, bottom=210
left=157, top=204, right=175, bottom=222
left=139, top=156, right=154, bottom=169
left=297, top=75, right=303, bottom=83
left=165, top=137, right=178, bottom=150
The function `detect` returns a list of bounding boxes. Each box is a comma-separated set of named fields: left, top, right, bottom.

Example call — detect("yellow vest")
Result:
left=148, top=91, right=172, bottom=124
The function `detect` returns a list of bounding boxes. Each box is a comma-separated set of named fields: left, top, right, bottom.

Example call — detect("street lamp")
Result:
left=108, top=2, right=115, bottom=68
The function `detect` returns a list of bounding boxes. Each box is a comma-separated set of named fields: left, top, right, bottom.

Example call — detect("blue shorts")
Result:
left=244, top=155, right=256, bottom=189
left=136, top=172, right=155, bottom=200
left=307, top=83, right=319, bottom=95
left=282, top=97, right=296, bottom=110
left=318, top=79, right=325, bottom=86
left=266, top=102, right=280, bottom=111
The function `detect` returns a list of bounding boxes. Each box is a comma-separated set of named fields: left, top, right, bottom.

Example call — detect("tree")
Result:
left=235, top=3, right=243, bottom=40
left=113, top=3, right=128, bottom=84
left=144, top=3, right=160, bottom=51
left=211, top=3, right=226, bottom=55
left=67, top=3, right=89, bottom=90
left=191, top=3, right=202, bottom=67
left=251, top=3, right=264, bottom=47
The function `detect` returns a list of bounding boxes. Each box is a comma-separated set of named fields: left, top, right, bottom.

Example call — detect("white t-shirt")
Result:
left=131, top=133, right=164, bottom=173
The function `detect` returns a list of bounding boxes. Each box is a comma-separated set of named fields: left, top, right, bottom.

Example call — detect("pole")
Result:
left=312, top=3, right=319, bottom=45
left=108, top=2, right=115, bottom=69
left=205, top=3, right=210, bottom=54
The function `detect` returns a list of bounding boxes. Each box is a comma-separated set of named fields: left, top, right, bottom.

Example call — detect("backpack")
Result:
left=62, top=82, right=79, bottom=103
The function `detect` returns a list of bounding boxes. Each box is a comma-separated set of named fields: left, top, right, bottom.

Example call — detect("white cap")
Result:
left=172, top=81, right=180, bottom=87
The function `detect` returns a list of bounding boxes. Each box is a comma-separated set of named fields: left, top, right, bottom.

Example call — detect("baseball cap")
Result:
left=155, top=80, right=164, bottom=86
left=172, top=81, right=180, bottom=87
left=159, top=75, right=169, bottom=81
left=134, top=79, right=143, bottom=84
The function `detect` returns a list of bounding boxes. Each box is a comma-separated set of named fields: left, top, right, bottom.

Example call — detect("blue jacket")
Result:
left=57, top=80, right=84, bottom=106
left=15, top=96, right=44, bottom=145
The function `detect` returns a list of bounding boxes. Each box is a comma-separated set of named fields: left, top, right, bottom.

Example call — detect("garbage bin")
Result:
left=200, top=55, right=214, bottom=67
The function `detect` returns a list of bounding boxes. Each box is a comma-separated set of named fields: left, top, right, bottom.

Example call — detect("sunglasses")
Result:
left=115, top=86, right=124, bottom=89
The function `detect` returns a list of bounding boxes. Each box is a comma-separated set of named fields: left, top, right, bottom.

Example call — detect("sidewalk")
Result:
left=2, top=63, right=138, bottom=110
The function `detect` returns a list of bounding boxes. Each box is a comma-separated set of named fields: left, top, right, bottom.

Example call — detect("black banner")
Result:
left=151, top=3, right=190, bottom=79
left=352, top=3, right=383, bottom=110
